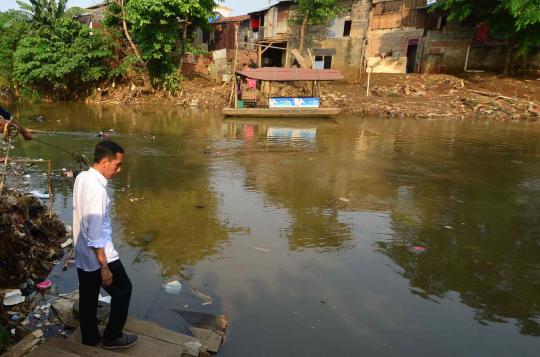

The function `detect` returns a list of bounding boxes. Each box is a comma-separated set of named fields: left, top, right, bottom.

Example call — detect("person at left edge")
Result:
left=0, top=106, right=33, bottom=141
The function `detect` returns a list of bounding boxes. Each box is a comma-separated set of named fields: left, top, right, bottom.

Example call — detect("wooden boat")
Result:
left=222, top=107, right=341, bottom=118
left=223, top=67, right=344, bottom=119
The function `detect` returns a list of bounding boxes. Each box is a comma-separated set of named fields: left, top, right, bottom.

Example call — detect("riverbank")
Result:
left=86, top=72, right=540, bottom=120
left=0, top=157, right=69, bottom=352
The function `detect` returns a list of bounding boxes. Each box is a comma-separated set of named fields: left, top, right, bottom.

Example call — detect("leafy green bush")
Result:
left=12, top=17, right=115, bottom=99
left=155, top=71, right=183, bottom=95
left=0, top=10, right=30, bottom=93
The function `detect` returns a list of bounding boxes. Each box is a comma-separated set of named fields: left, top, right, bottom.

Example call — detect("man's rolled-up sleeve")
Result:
left=85, top=188, right=107, bottom=248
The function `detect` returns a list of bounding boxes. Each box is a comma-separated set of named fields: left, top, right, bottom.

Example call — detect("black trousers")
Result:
left=77, top=260, right=132, bottom=345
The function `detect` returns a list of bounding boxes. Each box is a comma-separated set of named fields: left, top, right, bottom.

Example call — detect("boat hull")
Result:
left=222, top=108, right=341, bottom=118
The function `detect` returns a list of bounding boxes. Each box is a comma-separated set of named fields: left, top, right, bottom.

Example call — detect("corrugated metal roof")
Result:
left=213, top=15, right=250, bottom=24
left=248, top=1, right=295, bottom=15
left=236, top=67, right=344, bottom=82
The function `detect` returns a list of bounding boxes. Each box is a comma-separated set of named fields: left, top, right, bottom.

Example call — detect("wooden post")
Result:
left=232, top=23, right=239, bottom=109
left=257, top=44, right=262, bottom=67
left=47, top=161, right=52, bottom=218
left=366, top=66, right=372, bottom=96
left=464, top=42, right=471, bottom=72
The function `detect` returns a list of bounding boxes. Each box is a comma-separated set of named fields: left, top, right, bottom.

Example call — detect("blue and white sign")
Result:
left=269, top=97, right=321, bottom=108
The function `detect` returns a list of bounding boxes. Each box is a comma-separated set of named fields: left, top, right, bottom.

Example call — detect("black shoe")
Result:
left=103, top=334, right=139, bottom=349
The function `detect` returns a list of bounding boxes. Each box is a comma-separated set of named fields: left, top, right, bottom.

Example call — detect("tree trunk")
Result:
left=503, top=44, right=514, bottom=76
left=503, top=35, right=517, bottom=76
left=117, top=0, right=152, bottom=92
left=299, top=13, right=308, bottom=55
left=178, top=22, right=189, bottom=73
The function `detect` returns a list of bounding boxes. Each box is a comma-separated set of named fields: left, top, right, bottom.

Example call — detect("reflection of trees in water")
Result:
left=112, top=120, right=229, bottom=278
left=280, top=207, right=352, bottom=251
left=11, top=102, right=223, bottom=136
left=378, top=128, right=540, bottom=336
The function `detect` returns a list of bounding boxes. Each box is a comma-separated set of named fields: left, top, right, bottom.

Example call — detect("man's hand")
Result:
left=20, top=127, right=32, bottom=141
left=101, top=266, right=113, bottom=287
left=94, top=248, right=112, bottom=286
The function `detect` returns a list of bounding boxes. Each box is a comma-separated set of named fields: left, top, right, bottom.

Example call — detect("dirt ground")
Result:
left=89, top=72, right=540, bottom=120
left=325, top=72, right=539, bottom=120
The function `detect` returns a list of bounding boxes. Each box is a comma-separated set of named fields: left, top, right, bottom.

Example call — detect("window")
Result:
left=314, top=55, right=332, bottom=69
left=343, top=20, right=352, bottom=37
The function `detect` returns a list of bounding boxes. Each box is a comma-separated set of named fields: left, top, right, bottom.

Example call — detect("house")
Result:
left=366, top=0, right=428, bottom=73
left=210, top=16, right=255, bottom=52
left=248, top=0, right=372, bottom=78
left=74, top=1, right=110, bottom=29
left=421, top=13, right=540, bottom=73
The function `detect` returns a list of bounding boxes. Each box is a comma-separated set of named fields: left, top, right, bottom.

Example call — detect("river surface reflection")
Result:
left=6, top=102, right=540, bottom=356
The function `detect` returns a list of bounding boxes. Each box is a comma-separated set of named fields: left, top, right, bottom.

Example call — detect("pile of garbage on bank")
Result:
left=0, top=189, right=67, bottom=286
left=0, top=148, right=72, bottom=353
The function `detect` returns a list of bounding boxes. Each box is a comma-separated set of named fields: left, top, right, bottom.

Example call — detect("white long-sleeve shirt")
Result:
left=73, top=167, right=119, bottom=272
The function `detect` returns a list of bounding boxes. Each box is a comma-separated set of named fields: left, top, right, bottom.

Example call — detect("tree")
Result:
left=294, top=0, right=344, bottom=54
left=125, top=0, right=217, bottom=75
left=13, top=17, right=115, bottom=99
left=435, top=0, right=540, bottom=74
left=105, top=0, right=218, bottom=90
left=16, top=0, right=68, bottom=26
left=0, top=10, right=30, bottom=95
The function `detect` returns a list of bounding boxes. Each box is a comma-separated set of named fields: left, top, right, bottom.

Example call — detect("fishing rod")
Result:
left=31, top=137, right=90, bottom=168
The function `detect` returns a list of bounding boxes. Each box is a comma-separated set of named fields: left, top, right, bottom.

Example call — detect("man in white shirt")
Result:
left=73, top=140, right=138, bottom=349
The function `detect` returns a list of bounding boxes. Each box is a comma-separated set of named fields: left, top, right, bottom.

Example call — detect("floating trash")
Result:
left=191, top=288, right=213, bottom=305
left=29, top=191, right=49, bottom=199
left=254, top=247, right=271, bottom=253
left=163, top=281, right=183, bottom=295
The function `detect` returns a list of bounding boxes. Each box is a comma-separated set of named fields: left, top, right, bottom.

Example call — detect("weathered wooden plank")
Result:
left=27, top=343, right=80, bottom=357
left=123, top=318, right=199, bottom=346
left=189, top=327, right=223, bottom=353
left=47, top=338, right=125, bottom=357
left=106, top=335, right=185, bottom=357
left=5, top=330, right=43, bottom=357
left=68, top=328, right=187, bottom=357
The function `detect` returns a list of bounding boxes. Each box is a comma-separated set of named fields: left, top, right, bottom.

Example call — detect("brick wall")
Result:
left=368, top=28, right=424, bottom=57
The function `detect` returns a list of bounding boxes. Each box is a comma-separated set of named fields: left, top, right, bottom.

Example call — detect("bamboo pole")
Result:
left=233, top=23, right=239, bottom=109
left=47, top=161, right=52, bottom=218
left=464, top=43, right=471, bottom=72
left=0, top=136, right=12, bottom=195
left=0, top=119, right=14, bottom=194
left=366, top=66, right=373, bottom=96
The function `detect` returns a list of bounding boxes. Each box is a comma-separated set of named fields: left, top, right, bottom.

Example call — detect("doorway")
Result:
left=261, top=42, right=287, bottom=67
left=406, top=39, right=419, bottom=73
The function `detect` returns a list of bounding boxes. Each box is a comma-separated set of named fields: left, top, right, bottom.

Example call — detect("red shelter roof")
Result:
left=236, top=67, right=344, bottom=82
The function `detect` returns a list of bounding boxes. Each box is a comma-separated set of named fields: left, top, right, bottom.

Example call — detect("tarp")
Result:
left=236, top=67, right=344, bottom=82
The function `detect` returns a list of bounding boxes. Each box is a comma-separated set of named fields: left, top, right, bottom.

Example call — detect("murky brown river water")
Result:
left=6, top=102, right=540, bottom=356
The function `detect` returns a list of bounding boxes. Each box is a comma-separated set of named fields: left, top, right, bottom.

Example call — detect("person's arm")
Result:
left=86, top=189, right=113, bottom=287
left=0, top=107, right=31, bottom=141
left=94, top=248, right=113, bottom=287
left=11, top=119, right=32, bottom=141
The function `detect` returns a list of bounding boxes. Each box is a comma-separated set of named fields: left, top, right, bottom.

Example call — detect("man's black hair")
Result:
left=94, top=140, right=124, bottom=164
left=0, top=107, right=12, bottom=120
